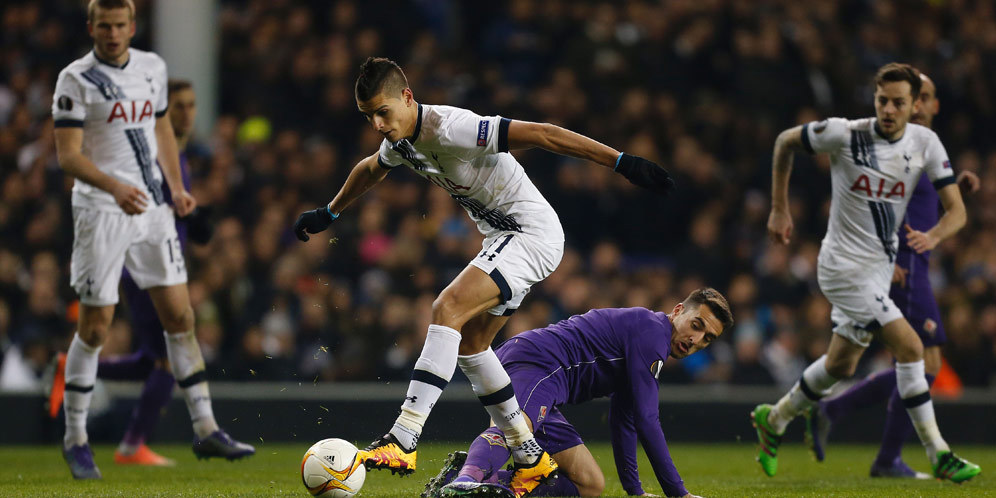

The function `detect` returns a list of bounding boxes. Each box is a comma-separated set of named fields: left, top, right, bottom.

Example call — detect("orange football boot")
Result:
left=114, top=444, right=176, bottom=466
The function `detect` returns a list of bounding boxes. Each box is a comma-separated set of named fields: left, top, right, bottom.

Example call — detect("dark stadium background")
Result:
left=1, top=0, right=994, bottom=444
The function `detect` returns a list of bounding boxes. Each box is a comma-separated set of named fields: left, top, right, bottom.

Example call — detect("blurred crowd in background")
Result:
left=2, top=0, right=995, bottom=393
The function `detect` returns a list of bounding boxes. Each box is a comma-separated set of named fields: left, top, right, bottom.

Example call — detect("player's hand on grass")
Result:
left=294, top=206, right=338, bottom=241
left=614, top=153, right=675, bottom=195
left=767, top=209, right=793, bottom=245
left=957, top=170, right=980, bottom=194
left=904, top=224, right=938, bottom=254
left=172, top=189, right=197, bottom=217
left=112, top=181, right=149, bottom=215
left=892, top=264, right=909, bottom=287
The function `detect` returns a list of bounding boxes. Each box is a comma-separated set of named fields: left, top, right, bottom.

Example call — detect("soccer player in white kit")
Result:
left=52, top=0, right=253, bottom=479
left=750, top=63, right=980, bottom=483
left=293, top=57, right=674, bottom=496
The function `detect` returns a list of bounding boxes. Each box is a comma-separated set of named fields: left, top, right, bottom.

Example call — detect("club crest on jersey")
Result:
left=537, top=406, right=548, bottom=423
left=943, top=160, right=951, bottom=169
left=850, top=174, right=904, bottom=199
left=650, top=359, right=664, bottom=379
left=477, top=120, right=489, bottom=146
left=924, top=318, right=937, bottom=337
left=479, top=432, right=507, bottom=448
left=108, top=100, right=154, bottom=124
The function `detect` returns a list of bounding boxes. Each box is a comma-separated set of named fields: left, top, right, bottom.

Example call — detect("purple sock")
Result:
left=97, top=351, right=155, bottom=380
left=458, top=427, right=511, bottom=483
left=874, top=373, right=935, bottom=467
left=821, top=368, right=896, bottom=422
left=121, top=368, right=175, bottom=446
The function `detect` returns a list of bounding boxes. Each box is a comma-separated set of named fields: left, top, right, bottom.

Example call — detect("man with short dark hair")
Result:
left=52, top=0, right=252, bottom=479
left=48, top=78, right=215, bottom=468
left=804, top=72, right=981, bottom=478
left=752, top=62, right=980, bottom=483
left=294, top=56, right=674, bottom=496
left=421, top=288, right=732, bottom=498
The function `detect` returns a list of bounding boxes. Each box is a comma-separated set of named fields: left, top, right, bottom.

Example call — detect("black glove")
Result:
left=294, top=206, right=337, bottom=241
left=614, top=153, right=675, bottom=195
left=183, top=206, right=214, bottom=245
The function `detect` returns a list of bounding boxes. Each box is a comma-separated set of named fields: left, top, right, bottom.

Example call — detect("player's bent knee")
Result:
left=431, top=292, right=470, bottom=328
left=573, top=469, right=605, bottom=497
left=76, top=324, right=109, bottom=346
left=160, top=305, right=195, bottom=332
left=825, top=357, right=857, bottom=379
left=893, top=338, right=923, bottom=364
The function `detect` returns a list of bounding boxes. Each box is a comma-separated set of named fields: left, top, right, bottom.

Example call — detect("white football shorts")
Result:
left=70, top=204, right=187, bottom=306
left=470, top=231, right=564, bottom=316
left=817, top=251, right=904, bottom=347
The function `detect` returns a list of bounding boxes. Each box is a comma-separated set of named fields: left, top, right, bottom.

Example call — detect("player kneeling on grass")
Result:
left=422, top=288, right=733, bottom=498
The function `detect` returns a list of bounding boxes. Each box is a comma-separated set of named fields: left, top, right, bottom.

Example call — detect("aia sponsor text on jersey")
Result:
left=107, top=100, right=154, bottom=123
left=850, top=174, right=905, bottom=199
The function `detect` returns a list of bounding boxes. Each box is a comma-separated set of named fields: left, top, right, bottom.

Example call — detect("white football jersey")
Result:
left=803, top=117, right=955, bottom=268
left=52, top=49, right=169, bottom=211
left=379, top=104, right=563, bottom=240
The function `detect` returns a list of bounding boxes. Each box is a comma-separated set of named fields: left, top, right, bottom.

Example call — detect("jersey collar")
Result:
left=407, top=104, right=423, bottom=143
left=873, top=119, right=905, bottom=144
left=92, top=49, right=130, bottom=69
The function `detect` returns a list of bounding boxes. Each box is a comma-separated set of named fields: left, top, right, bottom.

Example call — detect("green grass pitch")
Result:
left=1, top=442, right=991, bottom=497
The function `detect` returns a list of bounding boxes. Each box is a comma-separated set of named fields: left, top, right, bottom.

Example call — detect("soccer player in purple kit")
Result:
left=49, top=79, right=217, bottom=467
left=803, top=72, right=981, bottom=478
left=421, top=288, right=733, bottom=498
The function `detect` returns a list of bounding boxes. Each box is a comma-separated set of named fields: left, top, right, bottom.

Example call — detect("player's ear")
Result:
left=672, top=303, right=684, bottom=315
left=402, top=88, right=414, bottom=106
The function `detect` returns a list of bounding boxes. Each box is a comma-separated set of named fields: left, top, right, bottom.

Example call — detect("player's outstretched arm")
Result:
left=54, top=126, right=149, bottom=214
left=155, top=115, right=195, bottom=217
left=767, top=125, right=807, bottom=245
left=506, top=120, right=674, bottom=194
left=293, top=152, right=386, bottom=241
left=905, top=183, right=966, bottom=253
left=609, top=393, right=645, bottom=496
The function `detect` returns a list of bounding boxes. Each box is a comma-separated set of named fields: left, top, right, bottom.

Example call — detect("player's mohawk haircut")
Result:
left=874, top=63, right=922, bottom=99
left=683, top=287, right=734, bottom=333
left=355, top=57, right=409, bottom=102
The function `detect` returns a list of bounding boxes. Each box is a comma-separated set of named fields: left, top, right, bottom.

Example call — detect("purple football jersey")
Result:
left=499, top=308, right=686, bottom=497
left=157, top=151, right=191, bottom=245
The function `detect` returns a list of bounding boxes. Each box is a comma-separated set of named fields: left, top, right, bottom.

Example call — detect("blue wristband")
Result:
left=614, top=152, right=624, bottom=171
left=326, top=206, right=339, bottom=220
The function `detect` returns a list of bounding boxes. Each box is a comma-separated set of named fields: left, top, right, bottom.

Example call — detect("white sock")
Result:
left=459, top=348, right=540, bottom=465
left=391, top=324, right=461, bottom=450
left=770, top=355, right=837, bottom=434
left=164, top=330, right=219, bottom=438
left=63, top=333, right=101, bottom=447
left=896, top=360, right=949, bottom=463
